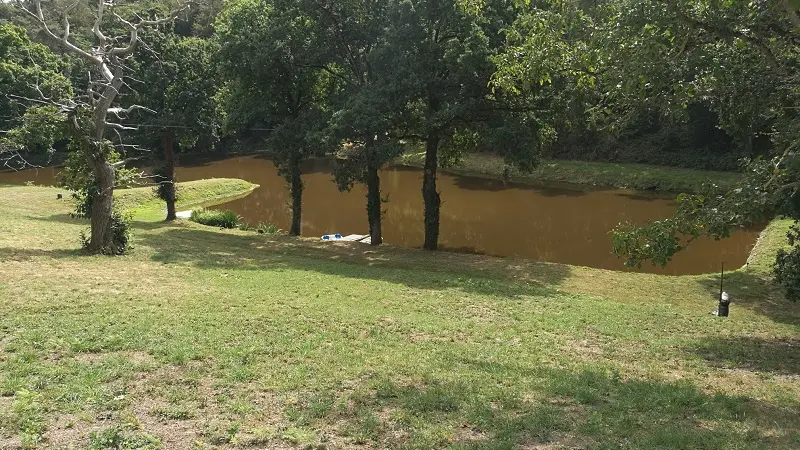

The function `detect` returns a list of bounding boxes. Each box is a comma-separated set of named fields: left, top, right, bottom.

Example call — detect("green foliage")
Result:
left=216, top=0, right=335, bottom=189
left=131, top=31, right=222, bottom=153
left=0, top=24, right=72, bottom=164
left=58, top=140, right=139, bottom=219
left=8, top=389, right=47, bottom=449
left=775, top=223, right=800, bottom=302
left=190, top=208, right=241, bottom=229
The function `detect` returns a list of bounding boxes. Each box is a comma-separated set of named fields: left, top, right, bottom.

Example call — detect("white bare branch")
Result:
left=108, top=105, right=157, bottom=119
left=6, top=93, right=76, bottom=112
left=111, top=156, right=145, bottom=168
left=110, top=3, right=192, bottom=57
left=92, top=0, right=108, bottom=50
left=14, top=0, right=101, bottom=66
left=104, top=122, right=138, bottom=131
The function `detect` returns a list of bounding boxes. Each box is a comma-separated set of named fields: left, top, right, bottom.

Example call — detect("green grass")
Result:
left=115, top=178, right=258, bottom=221
left=398, top=152, right=743, bottom=193
left=0, top=183, right=798, bottom=449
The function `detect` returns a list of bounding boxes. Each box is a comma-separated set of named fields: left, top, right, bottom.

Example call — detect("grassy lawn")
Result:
left=0, top=181, right=798, bottom=449
left=398, top=152, right=743, bottom=194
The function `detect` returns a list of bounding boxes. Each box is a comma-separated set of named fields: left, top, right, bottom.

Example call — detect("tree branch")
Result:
left=14, top=0, right=101, bottom=65
left=92, top=0, right=108, bottom=50
left=662, top=0, right=786, bottom=75
left=108, top=105, right=157, bottom=119
left=104, top=122, right=138, bottom=131
left=109, top=3, right=191, bottom=57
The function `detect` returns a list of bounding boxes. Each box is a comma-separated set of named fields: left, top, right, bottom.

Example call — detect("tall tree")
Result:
left=131, top=31, right=221, bottom=221
left=217, top=0, right=333, bottom=236
left=0, top=23, right=72, bottom=168
left=14, top=0, right=186, bottom=254
left=306, top=0, right=400, bottom=245
left=391, top=0, right=560, bottom=250
left=594, top=0, right=800, bottom=300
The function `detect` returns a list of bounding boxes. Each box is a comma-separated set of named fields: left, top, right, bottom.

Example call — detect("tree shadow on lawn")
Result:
left=696, top=270, right=800, bottom=327
left=27, top=213, right=87, bottom=225
left=0, top=247, right=83, bottom=261
left=292, top=364, right=799, bottom=449
left=136, top=227, right=572, bottom=299
left=688, top=335, right=800, bottom=376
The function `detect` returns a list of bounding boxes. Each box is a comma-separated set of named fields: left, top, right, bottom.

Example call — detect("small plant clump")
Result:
left=255, top=222, right=282, bottom=234
left=238, top=222, right=283, bottom=234
left=190, top=208, right=241, bottom=229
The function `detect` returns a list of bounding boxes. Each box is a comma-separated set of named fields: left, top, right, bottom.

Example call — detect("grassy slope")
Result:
left=0, top=184, right=798, bottom=449
left=398, top=152, right=743, bottom=193
left=115, top=178, right=259, bottom=221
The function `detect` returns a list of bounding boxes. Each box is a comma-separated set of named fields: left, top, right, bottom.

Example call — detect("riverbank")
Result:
left=115, top=178, right=259, bottom=221
left=398, top=152, right=743, bottom=193
left=0, top=182, right=797, bottom=449
left=4, top=150, right=743, bottom=195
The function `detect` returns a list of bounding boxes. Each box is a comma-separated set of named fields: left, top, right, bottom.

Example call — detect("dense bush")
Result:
left=190, top=208, right=240, bottom=229
left=775, top=222, right=800, bottom=302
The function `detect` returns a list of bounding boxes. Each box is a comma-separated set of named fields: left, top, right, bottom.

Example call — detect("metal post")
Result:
left=718, top=262, right=730, bottom=317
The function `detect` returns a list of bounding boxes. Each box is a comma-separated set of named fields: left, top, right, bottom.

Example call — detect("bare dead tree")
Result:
left=14, top=0, right=187, bottom=254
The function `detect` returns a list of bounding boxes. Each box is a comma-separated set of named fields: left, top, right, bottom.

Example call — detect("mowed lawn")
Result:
left=0, top=182, right=798, bottom=449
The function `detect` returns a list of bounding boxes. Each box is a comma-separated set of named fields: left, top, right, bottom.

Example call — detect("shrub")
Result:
left=255, top=222, right=282, bottom=234
left=190, top=208, right=240, bottom=229
left=775, top=222, right=800, bottom=302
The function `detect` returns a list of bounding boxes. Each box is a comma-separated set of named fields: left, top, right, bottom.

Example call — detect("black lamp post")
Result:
left=717, top=262, right=730, bottom=317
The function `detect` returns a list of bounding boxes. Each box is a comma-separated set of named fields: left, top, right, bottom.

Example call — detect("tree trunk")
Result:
left=366, top=142, right=382, bottom=246
left=423, top=132, right=441, bottom=251
left=85, top=59, right=124, bottom=254
left=86, top=151, right=116, bottom=254
left=163, top=129, right=177, bottom=221
left=289, top=156, right=303, bottom=236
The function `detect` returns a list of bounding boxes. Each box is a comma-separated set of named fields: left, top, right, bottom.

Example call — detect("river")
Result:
left=1, top=155, right=760, bottom=275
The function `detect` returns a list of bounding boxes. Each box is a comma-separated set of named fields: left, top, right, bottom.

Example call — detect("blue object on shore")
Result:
left=322, top=234, right=343, bottom=241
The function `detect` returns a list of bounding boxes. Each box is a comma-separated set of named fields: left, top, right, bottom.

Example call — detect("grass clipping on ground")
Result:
left=0, top=183, right=798, bottom=450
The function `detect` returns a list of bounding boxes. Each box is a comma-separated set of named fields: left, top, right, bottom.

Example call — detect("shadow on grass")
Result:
left=136, top=227, right=571, bottom=299
left=291, top=366, right=799, bottom=449
left=697, top=270, right=800, bottom=326
left=27, top=213, right=87, bottom=225
left=0, top=247, right=83, bottom=260
left=688, top=336, right=800, bottom=376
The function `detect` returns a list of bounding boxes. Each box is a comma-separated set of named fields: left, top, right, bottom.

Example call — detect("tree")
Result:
left=14, top=0, right=186, bottom=253
left=394, top=0, right=570, bottom=250
left=595, top=0, right=800, bottom=300
left=0, top=23, right=72, bottom=168
left=131, top=31, right=221, bottom=221
left=305, top=0, right=401, bottom=246
left=217, top=0, right=334, bottom=236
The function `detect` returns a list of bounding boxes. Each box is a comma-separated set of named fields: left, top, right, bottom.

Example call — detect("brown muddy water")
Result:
left=1, top=155, right=760, bottom=275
